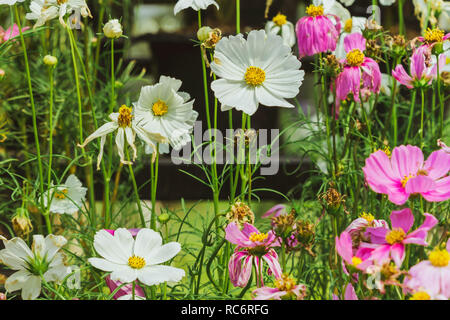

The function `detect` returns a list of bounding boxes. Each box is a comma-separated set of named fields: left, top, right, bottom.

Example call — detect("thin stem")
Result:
left=436, top=55, right=444, bottom=138
left=420, top=87, right=425, bottom=147
left=236, top=0, right=241, bottom=34
left=14, top=5, right=48, bottom=233
left=398, top=0, right=405, bottom=36
left=404, top=89, right=417, bottom=144
left=125, top=146, right=145, bottom=228
left=150, top=146, right=160, bottom=230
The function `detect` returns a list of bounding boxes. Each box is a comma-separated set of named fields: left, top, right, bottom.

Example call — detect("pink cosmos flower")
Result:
left=335, top=33, right=381, bottom=115
left=414, top=28, right=450, bottom=51
left=225, top=222, right=282, bottom=288
left=261, top=204, right=287, bottom=219
left=2, top=24, right=29, bottom=42
left=335, top=231, right=373, bottom=273
left=295, top=2, right=340, bottom=58
left=404, top=239, right=450, bottom=299
left=392, top=46, right=445, bottom=89
left=361, top=208, right=438, bottom=267
left=362, top=145, right=450, bottom=205
left=332, top=283, right=358, bottom=300
left=103, top=228, right=145, bottom=300
left=105, top=275, right=145, bottom=300
left=252, top=274, right=306, bottom=300
left=344, top=213, right=389, bottom=252
left=437, top=139, right=450, bottom=154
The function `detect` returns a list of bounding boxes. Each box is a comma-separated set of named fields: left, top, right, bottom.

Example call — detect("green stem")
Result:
left=14, top=5, right=48, bottom=233
left=398, top=0, right=405, bottom=36
left=125, top=146, right=145, bottom=228
left=404, top=89, right=417, bottom=144
left=420, top=87, right=425, bottom=147
left=236, top=0, right=241, bottom=34
left=150, top=146, right=160, bottom=230
left=436, top=55, right=444, bottom=138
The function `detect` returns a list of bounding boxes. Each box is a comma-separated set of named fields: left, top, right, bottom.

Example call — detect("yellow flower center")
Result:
left=385, top=228, right=406, bottom=245
left=118, top=105, right=133, bottom=127
left=244, top=67, right=266, bottom=86
left=275, top=274, right=296, bottom=291
left=416, top=169, right=428, bottom=176
left=346, top=49, right=365, bottom=67
left=410, top=291, right=431, bottom=300
left=344, top=19, right=353, bottom=33
left=128, top=255, right=146, bottom=269
left=401, top=174, right=413, bottom=188
left=152, top=100, right=169, bottom=116
left=249, top=232, right=268, bottom=242
left=424, top=28, right=444, bottom=44
left=54, top=188, right=68, bottom=200
left=351, top=256, right=362, bottom=267
left=360, top=212, right=375, bottom=224
left=306, top=4, right=324, bottom=17
left=383, top=146, right=391, bottom=157
left=429, top=249, right=450, bottom=267
left=272, top=13, right=287, bottom=26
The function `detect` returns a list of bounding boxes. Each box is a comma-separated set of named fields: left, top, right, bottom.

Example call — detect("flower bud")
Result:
left=157, top=213, right=170, bottom=224
left=43, top=55, right=58, bottom=66
left=12, top=207, right=33, bottom=238
left=197, top=26, right=213, bottom=42
left=103, top=19, right=123, bottom=39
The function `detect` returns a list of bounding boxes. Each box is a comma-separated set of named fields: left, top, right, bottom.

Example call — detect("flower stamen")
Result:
left=385, top=228, right=406, bottom=245
left=424, top=28, right=444, bottom=44
left=54, top=188, right=68, bottom=200
left=128, top=255, right=146, bottom=269
left=344, top=19, right=353, bottom=33
left=272, top=13, right=287, bottom=26
left=346, top=49, right=365, bottom=67
left=244, top=67, right=266, bottom=86
left=118, top=105, right=133, bottom=127
left=429, top=249, right=449, bottom=267
left=306, top=4, right=324, bottom=17
left=152, top=100, right=169, bottom=116
left=249, top=232, right=268, bottom=242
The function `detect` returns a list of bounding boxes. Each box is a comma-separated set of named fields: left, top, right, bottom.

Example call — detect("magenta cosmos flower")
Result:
left=225, top=222, right=282, bottom=288
left=404, top=239, right=450, bottom=299
left=252, top=274, right=306, bottom=300
left=1, top=24, right=30, bottom=43
left=295, top=1, right=340, bottom=58
left=332, top=283, right=358, bottom=300
left=361, top=208, right=438, bottom=267
left=335, top=33, right=381, bottom=113
left=415, top=28, right=450, bottom=51
left=335, top=231, right=374, bottom=273
left=392, top=46, right=445, bottom=89
left=363, top=145, right=450, bottom=205
left=344, top=213, right=388, bottom=250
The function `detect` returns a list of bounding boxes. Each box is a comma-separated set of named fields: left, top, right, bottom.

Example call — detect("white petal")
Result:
left=110, top=266, right=137, bottom=283
left=79, top=121, right=118, bottom=148
left=5, top=270, right=31, bottom=293
left=21, top=275, right=41, bottom=300
left=137, top=265, right=185, bottom=286
left=88, top=257, right=122, bottom=272
left=133, top=229, right=162, bottom=259
left=147, top=242, right=181, bottom=265
left=92, top=230, right=128, bottom=264
left=211, top=79, right=258, bottom=115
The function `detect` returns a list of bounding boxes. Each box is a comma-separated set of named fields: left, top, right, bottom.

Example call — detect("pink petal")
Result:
left=390, top=145, right=424, bottom=179
left=390, top=208, right=414, bottom=233
left=344, top=33, right=366, bottom=53
left=390, top=243, right=405, bottom=267
left=404, top=175, right=436, bottom=195
left=344, top=283, right=358, bottom=300
left=423, top=150, right=450, bottom=180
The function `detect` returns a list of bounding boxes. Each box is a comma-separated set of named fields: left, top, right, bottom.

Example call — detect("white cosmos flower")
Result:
left=26, top=0, right=92, bottom=28
left=210, top=29, right=304, bottom=116
left=265, top=13, right=296, bottom=48
left=174, top=0, right=219, bottom=15
left=134, top=76, right=198, bottom=150
left=88, top=228, right=185, bottom=286
left=0, top=0, right=24, bottom=5
left=42, top=174, right=87, bottom=215
left=79, top=105, right=167, bottom=169
left=0, top=234, right=71, bottom=300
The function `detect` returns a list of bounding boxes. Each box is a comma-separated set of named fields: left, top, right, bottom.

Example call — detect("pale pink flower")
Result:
left=226, top=223, right=282, bottom=288
left=295, top=2, right=340, bottom=58
left=335, top=231, right=374, bottom=273
left=362, top=208, right=438, bottom=267
left=392, top=46, right=445, bottom=89
left=335, top=33, right=381, bottom=115
left=332, top=283, right=358, bottom=300
left=252, top=274, right=306, bottom=300
left=2, top=24, right=30, bottom=42
left=404, top=239, right=450, bottom=299
left=261, top=204, right=287, bottom=219
left=362, top=145, right=450, bottom=205
left=437, top=139, right=450, bottom=154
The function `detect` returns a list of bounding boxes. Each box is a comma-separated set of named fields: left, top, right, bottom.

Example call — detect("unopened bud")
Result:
left=43, top=55, right=58, bottom=66
left=103, top=19, right=123, bottom=39
left=157, top=213, right=170, bottom=224
left=197, top=26, right=213, bottom=42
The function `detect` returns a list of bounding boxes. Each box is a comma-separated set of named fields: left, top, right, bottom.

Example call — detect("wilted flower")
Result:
left=79, top=105, right=167, bottom=169
left=318, top=183, right=346, bottom=214
left=103, top=19, right=123, bottom=39
left=11, top=207, right=33, bottom=238
left=0, top=234, right=71, bottom=300
left=226, top=201, right=255, bottom=227
left=26, top=0, right=92, bottom=28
